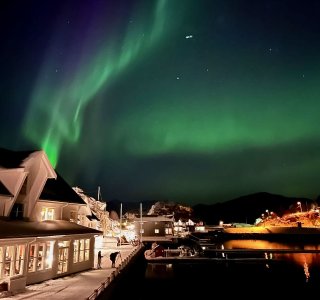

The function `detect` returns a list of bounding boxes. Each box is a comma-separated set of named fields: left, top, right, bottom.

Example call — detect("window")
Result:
left=41, top=208, right=55, bottom=221
left=45, top=241, right=54, bottom=269
left=73, top=239, right=90, bottom=263
left=57, top=241, right=70, bottom=274
left=14, top=245, right=25, bottom=275
left=0, top=247, right=3, bottom=278
left=155, top=229, right=159, bottom=234
left=36, top=243, right=45, bottom=271
left=28, top=241, right=54, bottom=272
left=165, top=228, right=172, bottom=234
left=70, top=211, right=78, bottom=223
left=9, top=204, right=24, bottom=220
left=0, top=244, right=25, bottom=279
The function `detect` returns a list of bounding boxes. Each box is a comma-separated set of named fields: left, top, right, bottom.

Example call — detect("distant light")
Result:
left=185, top=35, right=193, bottom=39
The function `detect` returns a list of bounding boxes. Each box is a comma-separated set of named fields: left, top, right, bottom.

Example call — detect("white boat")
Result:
left=144, top=244, right=200, bottom=261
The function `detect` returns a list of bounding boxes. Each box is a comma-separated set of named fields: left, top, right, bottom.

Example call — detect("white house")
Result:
left=0, top=148, right=102, bottom=293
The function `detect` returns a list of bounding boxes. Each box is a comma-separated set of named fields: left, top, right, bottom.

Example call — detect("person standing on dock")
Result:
left=97, top=251, right=103, bottom=269
left=110, top=251, right=121, bottom=268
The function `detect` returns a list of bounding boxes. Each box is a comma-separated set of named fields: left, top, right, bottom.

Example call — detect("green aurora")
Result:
left=1, top=0, right=320, bottom=204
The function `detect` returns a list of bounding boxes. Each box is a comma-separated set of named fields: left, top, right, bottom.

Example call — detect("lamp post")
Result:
left=297, top=201, right=302, bottom=213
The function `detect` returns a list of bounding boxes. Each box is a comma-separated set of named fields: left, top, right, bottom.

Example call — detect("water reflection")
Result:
left=221, top=239, right=320, bottom=282
left=145, top=262, right=174, bottom=279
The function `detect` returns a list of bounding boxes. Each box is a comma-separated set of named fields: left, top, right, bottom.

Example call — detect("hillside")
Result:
left=192, top=192, right=317, bottom=225
left=105, top=192, right=319, bottom=226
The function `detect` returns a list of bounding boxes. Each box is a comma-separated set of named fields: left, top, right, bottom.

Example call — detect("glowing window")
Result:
left=28, top=241, right=54, bottom=273
left=58, top=241, right=70, bottom=274
left=45, top=241, right=54, bottom=269
left=70, top=211, right=78, bottom=222
left=0, top=245, right=25, bottom=279
left=41, top=208, right=55, bottom=221
left=73, top=239, right=90, bottom=263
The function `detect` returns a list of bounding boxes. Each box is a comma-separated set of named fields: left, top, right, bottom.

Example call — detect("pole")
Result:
left=120, top=203, right=122, bottom=246
left=140, top=202, right=143, bottom=244
left=97, top=186, right=100, bottom=201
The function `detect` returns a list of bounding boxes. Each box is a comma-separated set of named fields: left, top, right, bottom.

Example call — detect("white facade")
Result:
left=0, top=149, right=102, bottom=293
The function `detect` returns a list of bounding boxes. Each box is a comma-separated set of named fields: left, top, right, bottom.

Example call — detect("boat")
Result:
left=144, top=243, right=201, bottom=261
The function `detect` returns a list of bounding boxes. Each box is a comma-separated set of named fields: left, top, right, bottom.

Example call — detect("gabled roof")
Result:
left=40, top=172, right=87, bottom=205
left=0, top=219, right=102, bottom=239
left=0, top=147, right=56, bottom=179
left=0, top=148, right=35, bottom=169
left=0, top=180, right=12, bottom=196
left=134, top=215, right=174, bottom=222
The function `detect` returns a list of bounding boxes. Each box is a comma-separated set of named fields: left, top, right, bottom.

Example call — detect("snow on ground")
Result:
left=0, top=237, right=140, bottom=300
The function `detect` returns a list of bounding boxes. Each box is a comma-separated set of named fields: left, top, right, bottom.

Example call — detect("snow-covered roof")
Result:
left=40, top=173, right=87, bottom=205
left=133, top=215, right=174, bottom=222
left=0, top=219, right=102, bottom=239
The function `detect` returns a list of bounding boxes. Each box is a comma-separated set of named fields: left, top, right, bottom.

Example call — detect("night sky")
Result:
left=1, top=0, right=320, bottom=205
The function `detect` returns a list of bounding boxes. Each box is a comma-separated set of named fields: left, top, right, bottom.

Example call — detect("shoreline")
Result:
left=220, top=225, right=320, bottom=241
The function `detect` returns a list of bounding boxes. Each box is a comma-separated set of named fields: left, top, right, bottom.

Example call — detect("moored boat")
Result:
left=144, top=242, right=200, bottom=261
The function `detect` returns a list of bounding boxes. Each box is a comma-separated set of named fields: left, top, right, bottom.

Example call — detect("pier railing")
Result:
left=86, top=244, right=143, bottom=300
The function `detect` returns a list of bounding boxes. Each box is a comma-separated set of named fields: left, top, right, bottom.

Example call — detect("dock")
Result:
left=0, top=237, right=143, bottom=300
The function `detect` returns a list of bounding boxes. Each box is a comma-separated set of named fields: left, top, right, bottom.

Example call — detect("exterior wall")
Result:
left=0, top=237, right=34, bottom=292
left=0, top=169, right=27, bottom=217
left=31, top=202, right=88, bottom=222
left=0, top=234, right=97, bottom=291
left=25, top=235, right=96, bottom=285
left=135, top=220, right=174, bottom=237
left=31, top=202, right=63, bottom=221
left=22, top=156, right=48, bottom=218
left=0, top=195, right=10, bottom=217
left=61, top=204, right=82, bottom=222
left=0, top=149, right=101, bottom=292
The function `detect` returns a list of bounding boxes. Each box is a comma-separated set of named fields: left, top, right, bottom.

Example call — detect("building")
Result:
left=0, top=148, right=102, bottom=293
left=134, top=215, right=174, bottom=242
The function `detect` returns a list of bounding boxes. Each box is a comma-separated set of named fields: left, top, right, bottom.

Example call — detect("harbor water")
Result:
left=98, top=239, right=320, bottom=299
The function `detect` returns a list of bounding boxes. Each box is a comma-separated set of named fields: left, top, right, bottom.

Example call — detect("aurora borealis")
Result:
left=1, top=0, right=320, bottom=204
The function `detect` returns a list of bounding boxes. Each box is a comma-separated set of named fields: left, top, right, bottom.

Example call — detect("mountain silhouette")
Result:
left=192, top=192, right=317, bottom=225
left=106, top=192, right=318, bottom=225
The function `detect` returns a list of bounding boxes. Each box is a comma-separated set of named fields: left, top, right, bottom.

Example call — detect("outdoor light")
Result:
left=297, top=202, right=302, bottom=213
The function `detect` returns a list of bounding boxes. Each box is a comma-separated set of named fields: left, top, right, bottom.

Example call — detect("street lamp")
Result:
left=297, top=201, right=302, bottom=213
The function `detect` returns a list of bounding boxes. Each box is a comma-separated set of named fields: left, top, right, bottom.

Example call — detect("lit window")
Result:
left=36, top=243, right=45, bottom=271
left=73, top=239, right=90, bottom=263
left=155, top=229, right=159, bottom=234
left=58, top=241, right=70, bottom=274
left=28, top=242, right=54, bottom=273
left=0, top=247, right=3, bottom=278
left=45, top=241, right=54, bottom=269
left=73, top=240, right=79, bottom=263
left=165, top=228, right=172, bottom=234
left=1, top=245, right=25, bottom=278
left=41, top=208, right=55, bottom=221
left=14, top=245, right=25, bottom=275
left=70, top=211, right=78, bottom=223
